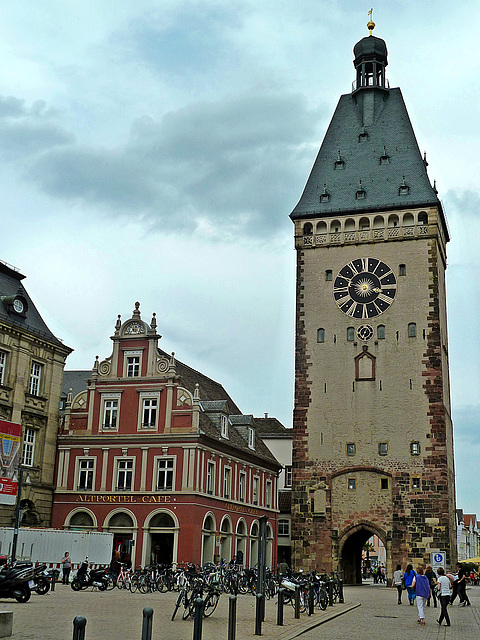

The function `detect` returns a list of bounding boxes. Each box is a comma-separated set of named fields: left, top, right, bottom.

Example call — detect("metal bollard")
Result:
left=141, top=607, right=153, bottom=640
left=328, top=580, right=334, bottom=607
left=193, top=597, right=204, bottom=640
left=294, top=585, right=301, bottom=619
left=254, top=592, right=263, bottom=635
left=308, top=583, right=314, bottom=616
left=277, top=588, right=284, bottom=626
left=228, top=594, right=237, bottom=640
left=72, top=616, right=86, bottom=640
left=338, top=579, right=344, bottom=604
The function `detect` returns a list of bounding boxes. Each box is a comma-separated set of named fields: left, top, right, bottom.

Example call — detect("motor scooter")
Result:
left=13, top=561, right=50, bottom=594
left=71, top=557, right=108, bottom=591
left=0, top=562, right=35, bottom=602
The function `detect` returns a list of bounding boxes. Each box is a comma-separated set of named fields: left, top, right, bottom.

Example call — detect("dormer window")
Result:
left=320, top=184, right=330, bottom=202
left=399, top=177, right=410, bottom=195
left=380, top=146, right=390, bottom=165
left=123, top=351, right=142, bottom=377
left=356, top=180, right=366, bottom=199
left=358, top=128, right=368, bottom=142
left=334, top=151, right=345, bottom=169
left=221, top=415, right=229, bottom=439
left=248, top=427, right=255, bottom=449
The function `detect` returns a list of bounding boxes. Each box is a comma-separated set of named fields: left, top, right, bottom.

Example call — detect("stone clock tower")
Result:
left=290, top=23, right=456, bottom=582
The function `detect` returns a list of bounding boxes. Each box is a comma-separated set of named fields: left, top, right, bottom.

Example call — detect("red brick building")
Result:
left=51, top=303, right=281, bottom=568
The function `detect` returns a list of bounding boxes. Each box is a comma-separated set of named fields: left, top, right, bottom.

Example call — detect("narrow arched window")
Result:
left=325, top=269, right=332, bottom=281
left=303, top=222, right=313, bottom=235
left=377, top=325, right=385, bottom=340
left=408, top=323, right=417, bottom=338
left=399, top=264, right=406, bottom=276
left=317, top=328, right=325, bottom=343
left=347, top=327, right=355, bottom=341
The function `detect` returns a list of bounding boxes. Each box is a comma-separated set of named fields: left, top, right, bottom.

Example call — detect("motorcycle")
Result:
left=71, top=558, right=108, bottom=591
left=0, top=562, right=35, bottom=602
left=14, top=562, right=51, bottom=595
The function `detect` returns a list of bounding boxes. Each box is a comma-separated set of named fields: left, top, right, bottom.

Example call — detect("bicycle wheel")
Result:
left=182, top=596, right=196, bottom=620
left=117, top=577, right=127, bottom=590
left=319, top=587, right=328, bottom=610
left=137, top=575, right=149, bottom=594
left=172, top=590, right=184, bottom=621
left=204, top=592, right=220, bottom=617
left=104, top=573, right=116, bottom=590
left=129, top=575, right=139, bottom=593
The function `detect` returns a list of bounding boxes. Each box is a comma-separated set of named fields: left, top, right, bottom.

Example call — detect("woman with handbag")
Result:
left=402, top=564, right=417, bottom=605
left=425, top=565, right=437, bottom=608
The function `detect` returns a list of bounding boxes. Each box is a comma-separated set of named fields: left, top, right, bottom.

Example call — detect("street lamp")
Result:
left=11, top=466, right=31, bottom=563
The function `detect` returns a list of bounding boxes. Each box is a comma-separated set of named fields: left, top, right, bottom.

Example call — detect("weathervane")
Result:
left=367, top=8, right=375, bottom=35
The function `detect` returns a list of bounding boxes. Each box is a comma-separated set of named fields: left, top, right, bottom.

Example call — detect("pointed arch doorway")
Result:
left=339, top=523, right=388, bottom=584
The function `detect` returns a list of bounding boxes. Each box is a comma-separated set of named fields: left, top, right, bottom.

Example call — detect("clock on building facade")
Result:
left=290, top=21, right=457, bottom=582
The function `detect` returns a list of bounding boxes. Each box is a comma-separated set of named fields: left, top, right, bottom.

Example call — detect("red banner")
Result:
left=0, top=419, right=21, bottom=505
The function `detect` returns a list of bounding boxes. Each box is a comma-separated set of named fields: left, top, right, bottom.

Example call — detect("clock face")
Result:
left=13, top=298, right=24, bottom=314
left=333, top=258, right=397, bottom=318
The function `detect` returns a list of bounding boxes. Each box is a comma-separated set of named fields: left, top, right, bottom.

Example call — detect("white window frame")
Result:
left=284, top=466, right=292, bottom=488
left=252, top=476, right=259, bottom=505
left=223, top=466, right=232, bottom=499
left=0, top=350, right=6, bottom=386
left=265, top=480, right=272, bottom=508
left=410, top=441, right=421, bottom=456
left=248, top=427, right=255, bottom=450
left=77, top=457, right=95, bottom=491
left=138, top=392, right=160, bottom=430
left=239, top=472, right=246, bottom=502
left=155, top=457, right=175, bottom=491
left=123, top=350, right=142, bottom=378
left=278, top=519, right=290, bottom=536
left=206, top=461, right=215, bottom=495
left=116, top=457, right=134, bottom=491
left=100, top=393, right=121, bottom=431
left=221, top=415, right=229, bottom=439
left=21, top=428, right=36, bottom=467
left=28, top=362, right=42, bottom=396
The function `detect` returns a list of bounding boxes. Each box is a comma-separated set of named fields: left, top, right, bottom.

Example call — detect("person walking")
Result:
left=425, top=565, right=437, bottom=608
left=402, top=564, right=416, bottom=605
left=412, top=566, right=430, bottom=625
left=436, top=567, right=452, bottom=627
left=456, top=563, right=471, bottom=606
left=61, top=552, right=71, bottom=585
left=391, top=564, right=403, bottom=604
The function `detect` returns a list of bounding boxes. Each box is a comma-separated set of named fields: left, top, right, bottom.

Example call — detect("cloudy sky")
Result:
left=1, top=1, right=479, bottom=515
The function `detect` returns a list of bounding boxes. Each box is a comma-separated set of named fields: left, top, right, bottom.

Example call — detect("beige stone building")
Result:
left=0, top=259, right=72, bottom=527
left=290, top=25, right=456, bottom=582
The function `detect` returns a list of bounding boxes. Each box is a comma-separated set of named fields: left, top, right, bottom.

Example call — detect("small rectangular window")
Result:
left=348, top=478, right=356, bottom=490
left=399, top=264, right=406, bottom=276
left=346, top=443, right=355, bottom=456
left=266, top=480, right=272, bottom=508
left=278, top=519, right=290, bottom=536
left=206, top=461, right=215, bottom=495
left=126, top=356, right=140, bottom=377
left=117, top=458, right=133, bottom=490
left=248, top=428, right=255, bottom=449
left=325, top=270, right=332, bottom=281
left=78, top=458, right=94, bottom=490
left=377, top=325, right=385, bottom=340
left=103, top=399, right=118, bottom=429
left=22, top=428, right=36, bottom=467
left=157, top=458, right=174, bottom=491
left=412, top=477, right=421, bottom=490
left=411, top=442, right=421, bottom=456
left=253, top=477, right=259, bottom=505
left=381, top=478, right=388, bottom=490
left=239, top=472, right=246, bottom=502
left=28, top=362, right=42, bottom=396
left=142, top=398, right=157, bottom=428
left=0, top=350, right=6, bottom=385
left=221, top=415, right=229, bottom=438
left=284, top=465, right=292, bottom=488
left=347, top=327, right=355, bottom=341
left=378, top=443, right=388, bottom=456
left=223, top=467, right=231, bottom=499
left=317, top=328, right=325, bottom=343
left=408, top=323, right=417, bottom=338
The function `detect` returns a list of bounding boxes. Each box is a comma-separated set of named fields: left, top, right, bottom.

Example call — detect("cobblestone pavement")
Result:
left=299, top=582, right=480, bottom=640
left=1, top=581, right=478, bottom=640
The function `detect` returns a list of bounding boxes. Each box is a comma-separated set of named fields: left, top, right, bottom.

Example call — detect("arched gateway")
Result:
left=338, top=523, right=387, bottom=585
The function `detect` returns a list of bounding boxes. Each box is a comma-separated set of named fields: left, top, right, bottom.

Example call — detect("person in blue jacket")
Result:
left=403, top=564, right=417, bottom=605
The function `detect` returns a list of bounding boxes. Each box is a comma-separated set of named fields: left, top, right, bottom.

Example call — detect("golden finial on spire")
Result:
left=367, top=8, right=375, bottom=35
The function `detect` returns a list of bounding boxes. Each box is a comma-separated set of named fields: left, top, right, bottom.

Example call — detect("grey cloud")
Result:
left=26, top=90, right=324, bottom=237
left=0, top=94, right=73, bottom=160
